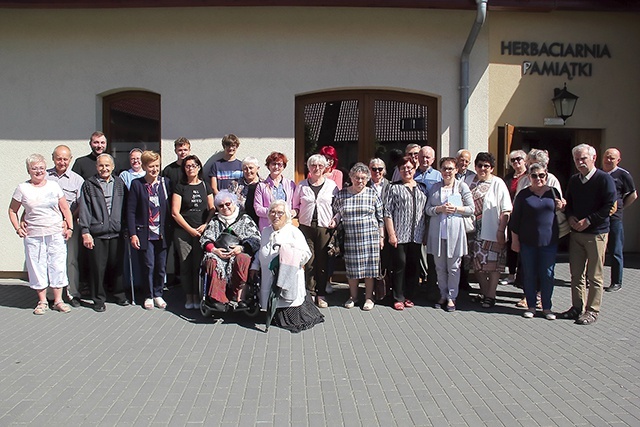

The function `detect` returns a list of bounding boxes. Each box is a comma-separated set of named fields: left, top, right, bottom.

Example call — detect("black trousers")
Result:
left=390, top=242, right=421, bottom=302
left=89, top=236, right=126, bottom=305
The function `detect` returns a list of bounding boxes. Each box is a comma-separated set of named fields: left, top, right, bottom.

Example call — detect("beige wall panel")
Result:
left=0, top=7, right=490, bottom=272
left=489, top=11, right=640, bottom=250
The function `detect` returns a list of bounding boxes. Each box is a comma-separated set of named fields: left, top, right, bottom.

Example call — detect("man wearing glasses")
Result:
left=391, top=143, right=421, bottom=182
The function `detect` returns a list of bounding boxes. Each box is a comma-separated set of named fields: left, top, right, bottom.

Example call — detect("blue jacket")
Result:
left=127, top=176, right=172, bottom=250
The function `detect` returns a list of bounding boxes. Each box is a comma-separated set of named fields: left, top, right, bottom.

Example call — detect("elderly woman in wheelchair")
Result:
left=199, top=190, right=261, bottom=315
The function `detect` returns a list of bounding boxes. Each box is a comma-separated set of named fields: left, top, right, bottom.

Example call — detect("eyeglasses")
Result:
left=476, top=163, right=492, bottom=169
left=270, top=162, right=284, bottom=168
left=184, top=164, right=199, bottom=169
left=530, top=173, right=547, bottom=180
left=309, top=164, right=324, bottom=169
left=217, top=201, right=233, bottom=209
left=441, top=167, right=455, bottom=172
left=510, top=157, right=524, bottom=163
left=30, top=166, right=46, bottom=172
left=371, top=167, right=384, bottom=172
left=352, top=176, right=369, bottom=182
left=269, top=210, right=285, bottom=217
left=400, top=166, right=415, bottom=172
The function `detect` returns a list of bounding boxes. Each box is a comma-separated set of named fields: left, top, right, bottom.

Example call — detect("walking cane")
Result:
left=128, top=245, right=136, bottom=305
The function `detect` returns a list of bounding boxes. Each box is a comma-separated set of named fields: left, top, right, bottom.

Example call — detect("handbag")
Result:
left=327, top=223, right=345, bottom=257
left=463, top=214, right=475, bottom=234
left=375, top=268, right=392, bottom=301
left=214, top=231, right=241, bottom=250
left=551, top=187, right=570, bottom=238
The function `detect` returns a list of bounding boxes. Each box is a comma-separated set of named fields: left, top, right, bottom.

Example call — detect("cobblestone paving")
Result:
left=0, top=256, right=638, bottom=426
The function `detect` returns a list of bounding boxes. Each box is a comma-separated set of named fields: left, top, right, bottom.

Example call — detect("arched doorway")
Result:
left=295, top=89, right=438, bottom=183
left=102, top=90, right=161, bottom=174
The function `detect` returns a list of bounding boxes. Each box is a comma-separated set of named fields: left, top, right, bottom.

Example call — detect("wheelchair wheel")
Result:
left=199, top=301, right=214, bottom=318
left=244, top=303, right=260, bottom=317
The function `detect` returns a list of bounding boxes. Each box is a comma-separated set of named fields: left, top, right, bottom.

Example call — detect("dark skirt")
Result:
left=271, top=296, right=324, bottom=333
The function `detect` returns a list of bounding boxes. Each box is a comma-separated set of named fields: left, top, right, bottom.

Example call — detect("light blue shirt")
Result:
left=414, top=166, right=442, bottom=193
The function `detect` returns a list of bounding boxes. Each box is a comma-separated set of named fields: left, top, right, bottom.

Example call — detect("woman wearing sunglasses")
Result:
left=200, top=191, right=260, bottom=308
left=467, top=152, right=512, bottom=309
left=509, top=163, right=564, bottom=320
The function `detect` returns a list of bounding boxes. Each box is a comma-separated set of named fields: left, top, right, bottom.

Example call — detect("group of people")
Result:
left=9, top=129, right=635, bottom=330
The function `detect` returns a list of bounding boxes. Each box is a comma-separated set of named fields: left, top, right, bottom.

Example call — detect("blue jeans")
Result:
left=520, top=243, right=557, bottom=311
left=607, top=218, right=623, bottom=285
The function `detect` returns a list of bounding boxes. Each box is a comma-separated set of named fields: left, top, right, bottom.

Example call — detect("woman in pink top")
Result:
left=253, top=152, right=297, bottom=231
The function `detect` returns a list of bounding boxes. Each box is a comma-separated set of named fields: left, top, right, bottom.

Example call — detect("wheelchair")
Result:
left=198, top=263, right=261, bottom=318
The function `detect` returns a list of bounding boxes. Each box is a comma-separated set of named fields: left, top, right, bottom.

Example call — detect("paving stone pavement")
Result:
left=0, top=255, right=639, bottom=426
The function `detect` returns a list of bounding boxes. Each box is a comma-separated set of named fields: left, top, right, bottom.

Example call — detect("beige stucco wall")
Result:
left=488, top=11, right=640, bottom=250
left=0, top=6, right=489, bottom=272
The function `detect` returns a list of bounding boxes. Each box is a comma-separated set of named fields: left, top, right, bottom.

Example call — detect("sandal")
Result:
left=435, top=299, right=446, bottom=309
left=515, top=298, right=528, bottom=308
left=52, top=301, right=71, bottom=313
left=144, top=298, right=154, bottom=310
left=481, top=297, right=496, bottom=308
left=393, top=301, right=405, bottom=311
left=33, top=301, right=48, bottom=315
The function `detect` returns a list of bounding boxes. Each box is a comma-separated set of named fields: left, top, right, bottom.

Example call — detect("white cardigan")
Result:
left=251, top=223, right=311, bottom=309
left=425, top=180, right=474, bottom=258
left=473, top=176, right=512, bottom=242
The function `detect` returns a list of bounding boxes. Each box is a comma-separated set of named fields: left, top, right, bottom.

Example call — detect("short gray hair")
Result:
left=527, top=149, right=550, bottom=168
left=242, top=156, right=260, bottom=168
left=510, top=150, right=527, bottom=160
left=268, top=199, right=292, bottom=225
left=25, top=153, right=46, bottom=172
left=528, top=162, right=547, bottom=174
left=307, top=154, right=328, bottom=169
left=369, top=158, right=386, bottom=173
left=349, top=162, right=371, bottom=180
left=572, top=143, right=596, bottom=157
left=214, top=190, right=238, bottom=209
left=96, top=153, right=115, bottom=166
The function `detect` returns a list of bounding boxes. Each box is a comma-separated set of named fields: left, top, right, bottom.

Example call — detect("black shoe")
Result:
left=69, top=297, right=82, bottom=308
left=605, top=284, right=622, bottom=293
left=237, top=301, right=248, bottom=309
left=117, top=300, right=131, bottom=307
left=93, top=304, right=106, bottom=312
left=559, top=306, right=580, bottom=320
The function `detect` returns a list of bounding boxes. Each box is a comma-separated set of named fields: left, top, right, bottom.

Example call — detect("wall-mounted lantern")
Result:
left=552, top=83, right=579, bottom=124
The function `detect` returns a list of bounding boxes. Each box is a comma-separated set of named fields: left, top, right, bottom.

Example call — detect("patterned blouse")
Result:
left=383, top=181, right=428, bottom=244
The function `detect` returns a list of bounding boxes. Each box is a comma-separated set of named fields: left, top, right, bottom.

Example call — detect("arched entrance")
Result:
left=295, top=89, right=438, bottom=183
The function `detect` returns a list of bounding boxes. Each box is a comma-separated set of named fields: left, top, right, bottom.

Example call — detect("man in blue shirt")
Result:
left=414, top=146, right=442, bottom=293
left=602, top=148, right=637, bottom=293
left=414, top=146, right=442, bottom=193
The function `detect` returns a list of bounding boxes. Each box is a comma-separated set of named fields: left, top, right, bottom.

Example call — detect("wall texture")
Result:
left=0, top=7, right=489, bottom=272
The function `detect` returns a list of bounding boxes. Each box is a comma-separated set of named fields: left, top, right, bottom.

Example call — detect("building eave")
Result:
left=1, top=0, right=639, bottom=12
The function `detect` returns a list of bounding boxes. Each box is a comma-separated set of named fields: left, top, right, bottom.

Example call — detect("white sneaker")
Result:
left=344, top=298, right=356, bottom=309
left=144, top=298, right=154, bottom=310
left=543, top=310, right=556, bottom=320
left=362, top=299, right=374, bottom=311
left=523, top=310, right=535, bottom=318
left=317, top=297, right=328, bottom=308
left=325, top=284, right=334, bottom=294
left=154, top=297, right=167, bottom=309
